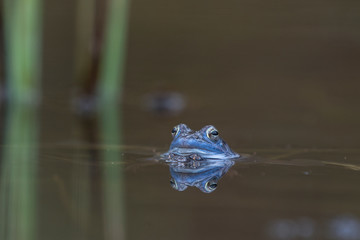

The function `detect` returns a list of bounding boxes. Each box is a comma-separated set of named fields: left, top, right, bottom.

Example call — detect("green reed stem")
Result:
left=3, top=0, right=42, bottom=103
left=97, top=0, right=130, bottom=104
left=99, top=104, right=125, bottom=239
left=0, top=104, right=39, bottom=240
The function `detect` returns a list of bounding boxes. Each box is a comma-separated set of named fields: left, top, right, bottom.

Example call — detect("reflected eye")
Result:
left=171, top=125, right=179, bottom=137
left=204, top=178, right=218, bottom=192
left=206, top=127, right=219, bottom=140
left=170, top=178, right=178, bottom=190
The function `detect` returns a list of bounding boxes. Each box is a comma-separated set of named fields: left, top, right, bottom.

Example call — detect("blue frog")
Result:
left=162, top=123, right=240, bottom=160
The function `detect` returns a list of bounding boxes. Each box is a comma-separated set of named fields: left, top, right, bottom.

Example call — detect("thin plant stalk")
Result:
left=97, top=0, right=130, bottom=104
left=99, top=105, right=125, bottom=239
left=74, top=0, right=96, bottom=90
left=3, top=0, right=42, bottom=103
left=0, top=104, right=39, bottom=240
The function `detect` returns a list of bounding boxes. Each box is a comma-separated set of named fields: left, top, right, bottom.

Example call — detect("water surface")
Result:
left=2, top=138, right=360, bottom=240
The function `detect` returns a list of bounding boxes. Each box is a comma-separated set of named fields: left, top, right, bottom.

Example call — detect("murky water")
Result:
left=2, top=133, right=360, bottom=240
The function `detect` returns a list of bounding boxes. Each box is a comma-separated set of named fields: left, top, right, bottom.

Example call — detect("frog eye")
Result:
left=206, top=127, right=219, bottom=140
left=204, top=178, right=218, bottom=192
left=171, top=125, right=180, bottom=137
left=170, top=178, right=178, bottom=189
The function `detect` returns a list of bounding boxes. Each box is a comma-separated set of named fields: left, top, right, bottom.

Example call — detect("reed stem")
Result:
left=3, top=0, right=42, bottom=104
left=0, top=104, right=39, bottom=240
left=97, top=0, right=130, bottom=104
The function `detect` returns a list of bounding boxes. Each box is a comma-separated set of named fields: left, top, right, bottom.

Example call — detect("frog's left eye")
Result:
left=206, top=127, right=219, bottom=141
left=171, top=125, right=180, bottom=137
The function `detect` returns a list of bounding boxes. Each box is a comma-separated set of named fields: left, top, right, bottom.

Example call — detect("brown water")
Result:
left=2, top=0, right=360, bottom=239
left=7, top=143, right=360, bottom=240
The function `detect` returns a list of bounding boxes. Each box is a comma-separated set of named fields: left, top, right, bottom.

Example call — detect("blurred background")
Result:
left=1, top=0, right=360, bottom=239
left=38, top=0, right=360, bottom=148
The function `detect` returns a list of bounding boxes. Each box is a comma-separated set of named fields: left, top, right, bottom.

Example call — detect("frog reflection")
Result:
left=168, top=159, right=234, bottom=193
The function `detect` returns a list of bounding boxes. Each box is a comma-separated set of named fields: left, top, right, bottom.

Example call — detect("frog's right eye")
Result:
left=171, top=125, right=180, bottom=137
left=206, top=127, right=219, bottom=141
